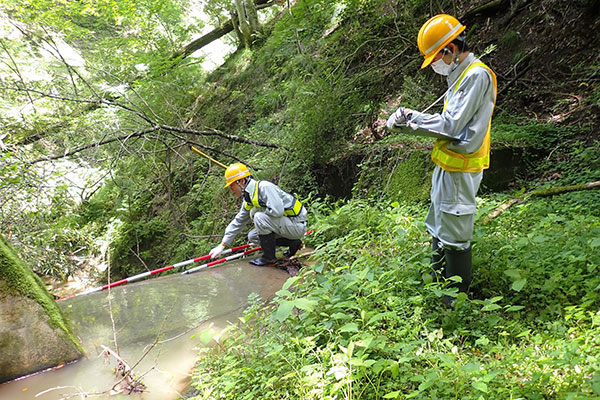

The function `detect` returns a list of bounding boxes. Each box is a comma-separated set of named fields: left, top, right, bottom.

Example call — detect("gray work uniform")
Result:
left=221, top=178, right=308, bottom=246
left=409, top=53, right=495, bottom=250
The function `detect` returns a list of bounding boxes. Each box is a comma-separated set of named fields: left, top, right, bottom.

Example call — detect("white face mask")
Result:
left=431, top=57, right=452, bottom=76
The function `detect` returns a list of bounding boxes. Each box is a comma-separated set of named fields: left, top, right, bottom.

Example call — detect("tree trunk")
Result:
left=234, top=0, right=252, bottom=48
left=175, top=0, right=273, bottom=59
left=246, top=0, right=260, bottom=33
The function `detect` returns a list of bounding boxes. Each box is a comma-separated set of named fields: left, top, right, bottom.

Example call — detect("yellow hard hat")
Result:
left=224, top=163, right=251, bottom=187
left=417, top=14, right=465, bottom=69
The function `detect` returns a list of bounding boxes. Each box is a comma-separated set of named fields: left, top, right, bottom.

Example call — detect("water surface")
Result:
left=0, top=260, right=289, bottom=399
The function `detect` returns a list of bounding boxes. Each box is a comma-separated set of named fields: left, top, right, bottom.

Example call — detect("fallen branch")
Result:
left=100, top=345, right=147, bottom=395
left=483, top=180, right=600, bottom=223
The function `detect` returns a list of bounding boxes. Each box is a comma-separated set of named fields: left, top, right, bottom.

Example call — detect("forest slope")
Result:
left=180, top=1, right=600, bottom=399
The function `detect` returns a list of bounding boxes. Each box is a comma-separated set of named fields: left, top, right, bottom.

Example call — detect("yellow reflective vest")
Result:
left=431, top=62, right=497, bottom=173
left=243, top=180, right=303, bottom=217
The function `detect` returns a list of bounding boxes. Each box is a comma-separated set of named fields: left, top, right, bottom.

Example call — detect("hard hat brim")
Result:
left=421, top=54, right=436, bottom=69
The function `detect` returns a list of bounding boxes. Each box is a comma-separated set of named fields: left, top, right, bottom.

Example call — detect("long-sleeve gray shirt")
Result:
left=410, top=53, right=495, bottom=154
left=406, top=54, right=496, bottom=246
left=221, top=179, right=305, bottom=245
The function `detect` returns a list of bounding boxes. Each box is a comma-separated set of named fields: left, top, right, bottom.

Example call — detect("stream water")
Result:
left=0, top=259, right=290, bottom=400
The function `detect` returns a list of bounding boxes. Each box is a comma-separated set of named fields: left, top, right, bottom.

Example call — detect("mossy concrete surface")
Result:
left=0, top=234, right=83, bottom=383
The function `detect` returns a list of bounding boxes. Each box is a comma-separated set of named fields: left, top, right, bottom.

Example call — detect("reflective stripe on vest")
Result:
left=243, top=181, right=303, bottom=217
left=431, top=61, right=497, bottom=173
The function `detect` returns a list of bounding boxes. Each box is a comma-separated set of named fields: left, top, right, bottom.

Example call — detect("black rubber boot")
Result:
left=250, top=233, right=277, bottom=266
left=443, top=245, right=472, bottom=306
left=431, top=237, right=445, bottom=282
left=275, top=237, right=303, bottom=257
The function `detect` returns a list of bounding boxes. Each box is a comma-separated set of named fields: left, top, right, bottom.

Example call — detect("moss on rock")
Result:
left=0, top=234, right=83, bottom=383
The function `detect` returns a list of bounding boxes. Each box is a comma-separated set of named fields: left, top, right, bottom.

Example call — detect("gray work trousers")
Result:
left=248, top=210, right=307, bottom=244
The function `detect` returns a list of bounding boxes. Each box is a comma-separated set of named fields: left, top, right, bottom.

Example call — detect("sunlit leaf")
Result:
left=293, top=297, right=317, bottom=312
left=481, top=303, right=501, bottom=312
left=339, top=322, right=359, bottom=332
left=275, top=300, right=294, bottom=322
left=472, top=381, right=488, bottom=393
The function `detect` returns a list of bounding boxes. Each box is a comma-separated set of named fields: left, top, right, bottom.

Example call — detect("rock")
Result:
left=0, top=235, right=83, bottom=383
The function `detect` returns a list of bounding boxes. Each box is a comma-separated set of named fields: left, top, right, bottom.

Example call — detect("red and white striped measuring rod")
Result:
left=56, top=244, right=253, bottom=301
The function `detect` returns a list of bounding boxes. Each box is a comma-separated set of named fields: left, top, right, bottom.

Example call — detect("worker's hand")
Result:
left=209, top=243, right=225, bottom=259
left=386, top=107, right=414, bottom=130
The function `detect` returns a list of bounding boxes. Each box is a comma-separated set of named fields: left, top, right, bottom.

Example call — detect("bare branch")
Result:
left=27, top=127, right=159, bottom=164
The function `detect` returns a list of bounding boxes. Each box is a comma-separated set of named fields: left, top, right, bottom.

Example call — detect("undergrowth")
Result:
left=189, top=186, right=600, bottom=399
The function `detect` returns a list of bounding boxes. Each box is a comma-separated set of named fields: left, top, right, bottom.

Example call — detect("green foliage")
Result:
left=354, top=144, right=432, bottom=202
left=500, top=30, right=522, bottom=49
left=491, top=121, right=580, bottom=149
left=187, top=0, right=428, bottom=197
left=190, top=182, right=600, bottom=399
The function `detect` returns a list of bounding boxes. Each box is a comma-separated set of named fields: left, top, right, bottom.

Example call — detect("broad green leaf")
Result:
left=293, top=297, right=317, bottom=312
left=390, top=361, right=399, bottom=378
left=462, top=362, right=482, bottom=373
left=532, top=235, right=548, bottom=243
left=418, top=377, right=435, bottom=391
left=504, top=269, right=521, bottom=280
left=590, top=238, right=600, bottom=248
left=438, top=353, right=455, bottom=368
left=339, top=322, right=359, bottom=333
left=275, top=289, right=292, bottom=298
left=591, top=373, right=600, bottom=394
left=481, top=303, right=501, bottom=312
left=456, top=292, right=468, bottom=303
left=472, top=381, right=488, bottom=393
left=511, top=278, right=527, bottom=291
left=517, top=329, right=531, bottom=338
left=356, top=334, right=373, bottom=349
left=349, top=357, right=364, bottom=366
left=383, top=391, right=400, bottom=399
left=282, top=276, right=299, bottom=291
left=275, top=300, right=294, bottom=322
left=364, top=359, right=377, bottom=367
left=331, top=312, right=352, bottom=320
left=191, top=327, right=215, bottom=344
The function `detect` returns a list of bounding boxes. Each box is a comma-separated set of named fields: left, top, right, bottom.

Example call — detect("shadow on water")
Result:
left=0, top=259, right=290, bottom=399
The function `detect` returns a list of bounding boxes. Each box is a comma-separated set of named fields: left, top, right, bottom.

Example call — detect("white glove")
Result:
left=386, top=107, right=413, bottom=130
left=209, top=243, right=225, bottom=259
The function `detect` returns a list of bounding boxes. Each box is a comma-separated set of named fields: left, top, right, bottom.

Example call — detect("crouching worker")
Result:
left=209, top=163, right=308, bottom=266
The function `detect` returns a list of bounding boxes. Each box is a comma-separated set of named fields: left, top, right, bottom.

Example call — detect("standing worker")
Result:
left=386, top=14, right=497, bottom=303
left=209, top=163, right=308, bottom=266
